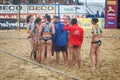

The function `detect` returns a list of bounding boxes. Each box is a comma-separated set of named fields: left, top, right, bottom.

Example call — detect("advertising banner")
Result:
left=0, top=14, right=57, bottom=19
left=0, top=5, right=27, bottom=14
left=0, top=14, right=29, bottom=19
left=0, top=4, right=105, bottom=29
left=105, top=0, right=118, bottom=28
left=60, top=14, right=86, bottom=19
left=60, top=5, right=86, bottom=14
left=28, top=5, right=58, bottom=14
left=77, top=18, right=103, bottom=29
left=0, top=13, right=55, bottom=29
left=0, top=5, right=58, bottom=14
left=0, top=19, right=17, bottom=29
left=0, top=18, right=26, bottom=30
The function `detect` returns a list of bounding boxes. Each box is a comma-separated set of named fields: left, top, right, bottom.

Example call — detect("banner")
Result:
left=0, top=18, right=25, bottom=30
left=0, top=14, right=55, bottom=29
left=0, top=19, right=17, bottom=29
left=77, top=18, right=103, bottom=29
left=0, top=14, right=28, bottom=19
left=0, top=5, right=87, bottom=15
left=105, top=0, right=118, bottom=28
left=0, top=14, right=56, bottom=19
left=0, top=5, right=58, bottom=14
left=28, top=5, right=58, bottom=14
left=60, top=5, right=86, bottom=14
left=0, top=5, right=27, bottom=14
left=60, top=14, right=86, bottom=19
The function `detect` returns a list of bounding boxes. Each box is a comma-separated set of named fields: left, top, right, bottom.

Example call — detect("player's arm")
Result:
left=63, top=24, right=70, bottom=31
left=51, top=23, right=55, bottom=34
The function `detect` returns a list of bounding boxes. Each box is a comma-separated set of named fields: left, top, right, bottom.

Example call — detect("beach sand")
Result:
left=0, top=29, right=120, bottom=80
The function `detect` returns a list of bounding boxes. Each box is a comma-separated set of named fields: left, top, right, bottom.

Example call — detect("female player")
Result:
left=90, top=17, right=103, bottom=70
left=32, top=17, right=41, bottom=62
left=38, top=15, right=55, bottom=66
left=26, top=15, right=35, bottom=60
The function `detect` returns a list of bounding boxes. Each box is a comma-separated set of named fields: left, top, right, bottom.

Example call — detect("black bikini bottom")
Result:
left=28, top=36, right=32, bottom=39
left=41, top=37, right=52, bottom=42
left=92, top=40, right=102, bottom=46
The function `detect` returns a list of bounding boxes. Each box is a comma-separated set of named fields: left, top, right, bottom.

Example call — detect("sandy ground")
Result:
left=0, top=29, right=120, bottom=80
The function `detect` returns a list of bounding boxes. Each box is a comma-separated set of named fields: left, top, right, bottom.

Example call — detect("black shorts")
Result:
left=54, top=46, right=67, bottom=52
left=73, top=45, right=80, bottom=48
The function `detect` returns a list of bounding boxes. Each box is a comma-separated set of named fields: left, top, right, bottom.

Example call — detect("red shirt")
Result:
left=63, top=24, right=84, bottom=46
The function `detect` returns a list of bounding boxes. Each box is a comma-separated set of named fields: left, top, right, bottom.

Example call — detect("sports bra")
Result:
left=42, top=22, right=52, bottom=32
left=91, top=26, right=100, bottom=34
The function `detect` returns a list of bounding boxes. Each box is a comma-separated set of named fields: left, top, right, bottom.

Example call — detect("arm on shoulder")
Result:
left=63, top=24, right=70, bottom=31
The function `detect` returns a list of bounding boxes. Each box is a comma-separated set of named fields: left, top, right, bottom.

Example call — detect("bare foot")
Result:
left=47, top=64, right=50, bottom=67
left=64, top=62, right=68, bottom=66
left=91, top=67, right=96, bottom=70
left=29, top=56, right=33, bottom=60
left=68, top=65, right=72, bottom=68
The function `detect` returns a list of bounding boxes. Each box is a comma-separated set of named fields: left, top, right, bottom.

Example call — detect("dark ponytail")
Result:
left=26, top=15, right=32, bottom=23
left=34, top=17, right=41, bottom=24
left=44, top=15, right=51, bottom=22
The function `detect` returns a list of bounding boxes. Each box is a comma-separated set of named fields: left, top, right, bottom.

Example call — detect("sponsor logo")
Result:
left=107, top=1, right=116, bottom=5
left=29, top=6, right=55, bottom=11
left=108, top=21, right=115, bottom=25
left=0, top=5, right=22, bottom=10
left=107, top=6, right=115, bottom=13
left=73, top=30, right=80, bottom=35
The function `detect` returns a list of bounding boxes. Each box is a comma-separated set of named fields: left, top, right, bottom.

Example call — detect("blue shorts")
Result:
left=54, top=46, right=67, bottom=52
